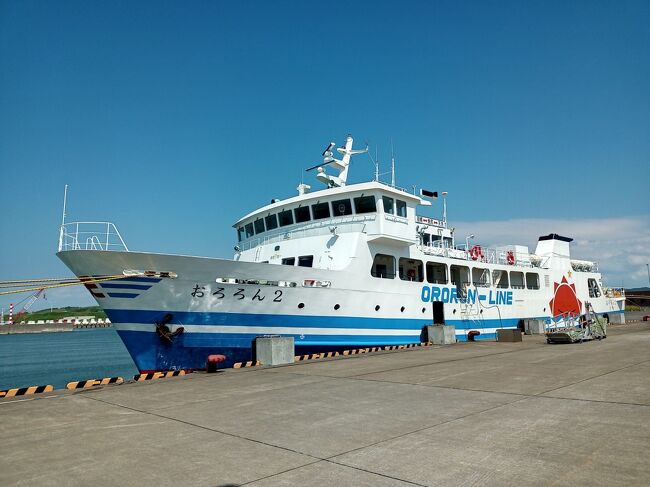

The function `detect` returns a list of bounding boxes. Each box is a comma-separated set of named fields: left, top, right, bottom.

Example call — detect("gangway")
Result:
left=545, top=302, right=607, bottom=344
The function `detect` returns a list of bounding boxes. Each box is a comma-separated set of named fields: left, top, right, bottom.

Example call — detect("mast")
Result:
left=390, top=138, right=395, bottom=187
left=58, top=184, right=68, bottom=252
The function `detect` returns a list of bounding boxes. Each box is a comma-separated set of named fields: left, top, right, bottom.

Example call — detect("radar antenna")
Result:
left=306, top=135, right=368, bottom=187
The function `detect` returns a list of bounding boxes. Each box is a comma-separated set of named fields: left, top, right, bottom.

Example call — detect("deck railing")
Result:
left=58, top=222, right=129, bottom=252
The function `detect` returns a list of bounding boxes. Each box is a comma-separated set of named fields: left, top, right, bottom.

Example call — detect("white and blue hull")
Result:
left=57, top=248, right=624, bottom=371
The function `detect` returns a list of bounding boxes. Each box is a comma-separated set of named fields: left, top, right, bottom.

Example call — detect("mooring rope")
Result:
left=0, top=275, right=130, bottom=296
left=0, top=277, right=85, bottom=285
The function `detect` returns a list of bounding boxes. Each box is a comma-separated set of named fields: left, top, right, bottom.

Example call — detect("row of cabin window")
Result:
left=280, top=256, right=314, bottom=267
left=238, top=195, right=408, bottom=241
left=371, top=254, right=541, bottom=290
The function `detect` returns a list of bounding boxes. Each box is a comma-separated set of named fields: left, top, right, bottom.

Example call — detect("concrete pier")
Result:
left=255, top=336, right=294, bottom=365
left=0, top=322, right=74, bottom=334
left=1, top=322, right=649, bottom=486
left=426, top=324, right=456, bottom=344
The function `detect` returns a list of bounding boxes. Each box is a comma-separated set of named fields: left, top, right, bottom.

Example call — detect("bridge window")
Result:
left=510, top=271, right=525, bottom=289
left=245, top=222, right=254, bottom=238
left=237, top=227, right=244, bottom=242
left=492, top=270, right=509, bottom=289
left=354, top=195, right=376, bottom=214
left=382, top=196, right=394, bottom=214
left=294, top=206, right=311, bottom=223
left=526, top=272, right=540, bottom=290
left=281, top=257, right=295, bottom=266
left=278, top=209, right=294, bottom=227
left=371, top=254, right=395, bottom=279
left=426, top=262, right=448, bottom=284
left=298, top=255, right=313, bottom=267
left=399, top=258, right=423, bottom=282
left=265, top=214, right=278, bottom=230
left=396, top=199, right=407, bottom=217
left=312, top=202, right=330, bottom=220
left=332, top=198, right=352, bottom=216
left=254, top=218, right=265, bottom=235
left=472, top=267, right=490, bottom=287
left=588, top=278, right=601, bottom=298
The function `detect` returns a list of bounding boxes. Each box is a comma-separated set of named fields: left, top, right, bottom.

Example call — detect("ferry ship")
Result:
left=57, top=135, right=626, bottom=371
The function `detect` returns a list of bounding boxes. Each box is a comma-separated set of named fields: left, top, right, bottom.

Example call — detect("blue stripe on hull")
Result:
left=105, top=308, right=526, bottom=331
left=110, top=308, right=610, bottom=371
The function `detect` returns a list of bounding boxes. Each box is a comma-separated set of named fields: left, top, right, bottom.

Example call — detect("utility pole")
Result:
left=646, top=263, right=650, bottom=287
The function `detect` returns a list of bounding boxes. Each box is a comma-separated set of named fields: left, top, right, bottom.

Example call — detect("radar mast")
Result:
left=306, top=135, right=368, bottom=188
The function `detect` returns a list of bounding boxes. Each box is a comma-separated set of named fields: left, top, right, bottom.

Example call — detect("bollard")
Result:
left=206, top=354, right=226, bottom=373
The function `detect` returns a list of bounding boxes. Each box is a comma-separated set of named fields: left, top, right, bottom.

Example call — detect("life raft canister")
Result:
left=506, top=250, right=515, bottom=265
left=470, top=245, right=483, bottom=261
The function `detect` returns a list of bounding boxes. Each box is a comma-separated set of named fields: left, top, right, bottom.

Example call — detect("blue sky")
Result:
left=1, top=0, right=649, bottom=312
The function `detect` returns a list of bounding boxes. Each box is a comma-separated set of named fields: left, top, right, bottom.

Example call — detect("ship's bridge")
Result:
left=232, top=181, right=446, bottom=267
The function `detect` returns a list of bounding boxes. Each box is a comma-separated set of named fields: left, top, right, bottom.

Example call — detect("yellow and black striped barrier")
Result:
left=294, top=342, right=433, bottom=363
left=66, top=377, right=124, bottom=390
left=0, top=385, right=54, bottom=398
left=233, top=342, right=435, bottom=368
left=233, top=360, right=261, bottom=369
left=134, top=370, right=186, bottom=381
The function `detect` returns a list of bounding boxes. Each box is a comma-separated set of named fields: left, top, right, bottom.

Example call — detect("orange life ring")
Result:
left=470, top=245, right=483, bottom=261
left=506, top=251, right=515, bottom=265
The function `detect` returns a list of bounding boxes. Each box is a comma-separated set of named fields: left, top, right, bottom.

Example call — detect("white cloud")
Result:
left=453, top=216, right=650, bottom=288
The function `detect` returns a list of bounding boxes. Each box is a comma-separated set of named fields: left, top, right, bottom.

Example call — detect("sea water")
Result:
left=0, top=328, right=139, bottom=391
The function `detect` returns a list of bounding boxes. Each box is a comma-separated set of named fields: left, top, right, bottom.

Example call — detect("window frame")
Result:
left=278, top=209, right=294, bottom=227
left=311, top=202, right=331, bottom=220
left=382, top=196, right=394, bottom=214
left=254, top=218, right=265, bottom=235
left=371, top=253, right=396, bottom=279
left=331, top=198, right=353, bottom=216
left=294, top=206, right=311, bottom=223
left=396, top=199, right=407, bottom=217
left=353, top=195, right=377, bottom=214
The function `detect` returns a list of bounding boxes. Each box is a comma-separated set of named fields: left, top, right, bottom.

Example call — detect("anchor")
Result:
left=155, top=313, right=184, bottom=343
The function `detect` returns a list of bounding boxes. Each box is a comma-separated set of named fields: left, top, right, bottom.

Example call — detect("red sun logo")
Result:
left=549, top=276, right=582, bottom=318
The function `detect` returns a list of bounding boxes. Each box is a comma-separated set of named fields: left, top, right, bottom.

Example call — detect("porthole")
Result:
left=375, top=305, right=380, bottom=311
left=274, top=245, right=280, bottom=251
left=421, top=307, right=426, bottom=313
left=453, top=309, right=457, bottom=314
left=334, top=304, right=340, bottom=310
left=298, top=303, right=305, bottom=309
left=400, top=306, right=405, bottom=313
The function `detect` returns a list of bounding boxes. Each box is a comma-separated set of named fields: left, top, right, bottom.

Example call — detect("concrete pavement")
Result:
left=1, top=322, right=649, bottom=486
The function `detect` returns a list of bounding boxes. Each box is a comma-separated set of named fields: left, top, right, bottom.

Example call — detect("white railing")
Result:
left=58, top=222, right=129, bottom=252
left=418, top=242, right=543, bottom=268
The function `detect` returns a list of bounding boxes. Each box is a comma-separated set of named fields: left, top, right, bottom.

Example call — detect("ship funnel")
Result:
left=534, top=234, right=573, bottom=270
